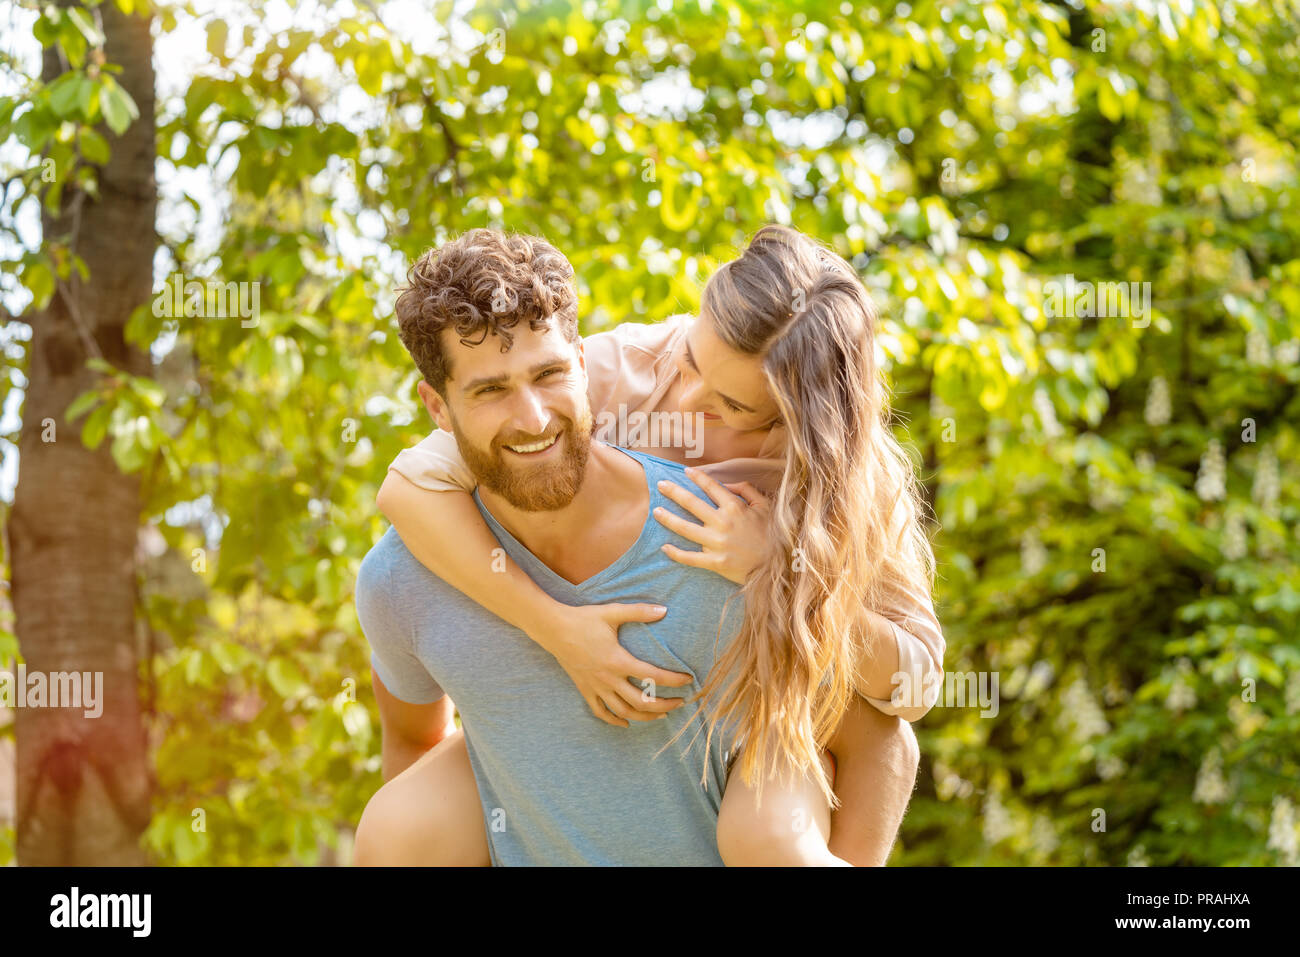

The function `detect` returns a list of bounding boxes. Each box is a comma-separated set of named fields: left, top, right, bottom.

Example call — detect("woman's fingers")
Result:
left=631, top=664, right=694, bottom=689
left=597, top=693, right=640, bottom=723
left=652, top=504, right=709, bottom=545
left=724, top=481, right=769, bottom=509
left=684, top=466, right=743, bottom=511
left=660, top=541, right=714, bottom=570
left=609, top=647, right=694, bottom=690
left=588, top=693, right=629, bottom=728
left=619, top=662, right=691, bottom=703
left=594, top=604, right=694, bottom=687
left=598, top=602, right=669, bottom=626
left=656, top=478, right=718, bottom=523
left=608, top=679, right=682, bottom=719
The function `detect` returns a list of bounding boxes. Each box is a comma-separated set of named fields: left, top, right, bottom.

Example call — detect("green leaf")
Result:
left=67, top=7, right=104, bottom=46
left=267, top=657, right=308, bottom=698
left=64, top=388, right=103, bottom=422
left=79, top=127, right=110, bottom=165
left=81, top=403, right=111, bottom=449
left=47, top=73, right=84, bottom=117
left=110, top=412, right=150, bottom=472
left=24, top=260, right=55, bottom=309
left=129, top=375, right=166, bottom=409
left=99, top=78, right=139, bottom=135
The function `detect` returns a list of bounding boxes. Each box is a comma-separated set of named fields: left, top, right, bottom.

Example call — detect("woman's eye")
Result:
left=722, top=399, right=743, bottom=413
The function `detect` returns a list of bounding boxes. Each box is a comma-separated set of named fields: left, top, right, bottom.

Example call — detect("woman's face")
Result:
left=674, top=313, right=782, bottom=432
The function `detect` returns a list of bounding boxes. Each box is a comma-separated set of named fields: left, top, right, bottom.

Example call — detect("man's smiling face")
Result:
left=419, top=320, right=595, bottom=512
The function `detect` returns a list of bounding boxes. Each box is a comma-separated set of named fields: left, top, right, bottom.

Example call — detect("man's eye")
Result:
left=539, top=368, right=561, bottom=379
left=478, top=386, right=500, bottom=395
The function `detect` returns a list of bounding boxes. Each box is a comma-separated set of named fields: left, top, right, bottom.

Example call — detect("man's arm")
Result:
left=826, top=695, right=921, bottom=866
left=355, top=545, right=457, bottom=780
left=373, top=670, right=457, bottom=782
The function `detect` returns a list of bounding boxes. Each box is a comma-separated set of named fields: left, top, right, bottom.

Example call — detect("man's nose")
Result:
left=509, top=386, right=552, bottom=436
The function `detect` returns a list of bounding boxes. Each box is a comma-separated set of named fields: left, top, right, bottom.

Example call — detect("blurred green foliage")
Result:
left=1, top=0, right=1297, bottom=865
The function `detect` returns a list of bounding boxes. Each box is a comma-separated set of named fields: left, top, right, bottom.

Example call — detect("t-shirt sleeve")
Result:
left=387, top=428, right=477, bottom=494
left=355, top=546, right=445, bottom=704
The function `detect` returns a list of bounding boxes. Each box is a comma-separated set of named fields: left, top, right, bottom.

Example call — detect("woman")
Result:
left=368, top=225, right=943, bottom=865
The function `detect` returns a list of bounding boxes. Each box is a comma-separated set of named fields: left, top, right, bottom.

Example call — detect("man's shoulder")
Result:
left=619, top=447, right=717, bottom=504
left=358, top=527, right=447, bottom=599
left=619, top=445, right=690, bottom=482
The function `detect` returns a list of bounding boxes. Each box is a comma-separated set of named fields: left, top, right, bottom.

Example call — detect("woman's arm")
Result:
left=376, top=469, right=693, bottom=726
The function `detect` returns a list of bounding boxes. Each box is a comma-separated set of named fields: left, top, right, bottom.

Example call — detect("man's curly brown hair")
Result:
left=394, top=229, right=580, bottom=395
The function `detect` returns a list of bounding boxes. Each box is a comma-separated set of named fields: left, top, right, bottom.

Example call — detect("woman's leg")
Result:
left=716, top=695, right=920, bottom=866
left=717, top=748, right=850, bottom=866
left=354, top=728, right=490, bottom=866
left=824, top=694, right=921, bottom=866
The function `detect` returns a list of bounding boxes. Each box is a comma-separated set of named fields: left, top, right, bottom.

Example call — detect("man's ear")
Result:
left=416, top=379, right=454, bottom=433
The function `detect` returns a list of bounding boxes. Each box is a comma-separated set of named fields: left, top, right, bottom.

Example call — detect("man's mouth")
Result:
left=503, top=433, right=560, bottom=456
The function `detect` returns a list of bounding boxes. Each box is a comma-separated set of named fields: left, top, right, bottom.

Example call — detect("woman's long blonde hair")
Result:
left=678, top=224, right=936, bottom=809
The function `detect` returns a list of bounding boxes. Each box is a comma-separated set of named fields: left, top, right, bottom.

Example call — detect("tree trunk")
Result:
left=10, top=0, right=155, bottom=865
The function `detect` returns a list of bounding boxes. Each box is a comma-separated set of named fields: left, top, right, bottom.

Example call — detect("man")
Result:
left=353, top=229, right=918, bottom=865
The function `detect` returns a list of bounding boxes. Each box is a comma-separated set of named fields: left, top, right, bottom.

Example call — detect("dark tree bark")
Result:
left=10, top=0, right=155, bottom=865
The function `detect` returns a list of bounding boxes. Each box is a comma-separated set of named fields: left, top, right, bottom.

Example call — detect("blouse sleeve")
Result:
left=581, top=314, right=689, bottom=417
left=858, top=573, right=946, bottom=723
left=387, top=427, right=477, bottom=493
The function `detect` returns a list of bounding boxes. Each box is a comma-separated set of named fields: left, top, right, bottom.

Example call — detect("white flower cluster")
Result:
left=1267, top=796, right=1298, bottom=866
left=1020, top=528, right=1047, bottom=575
left=1275, top=339, right=1300, bottom=365
left=1165, top=658, right=1197, bottom=712
left=1286, top=671, right=1300, bottom=716
left=1097, top=754, right=1127, bottom=781
left=1126, top=844, right=1150, bottom=867
left=1088, top=464, right=1124, bottom=510
left=1195, top=439, right=1226, bottom=502
left=982, top=790, right=1016, bottom=845
left=1033, top=389, right=1064, bottom=439
left=1192, top=749, right=1230, bottom=804
left=1252, top=446, right=1279, bottom=515
left=1144, top=376, right=1171, bottom=427
left=933, top=761, right=975, bottom=801
left=1222, top=512, right=1248, bottom=560
left=1117, top=157, right=1162, bottom=206
left=1059, top=678, right=1110, bottom=740
left=1030, top=815, right=1059, bottom=856
left=1246, top=329, right=1271, bottom=366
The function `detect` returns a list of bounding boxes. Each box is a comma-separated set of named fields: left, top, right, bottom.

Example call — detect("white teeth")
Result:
left=507, top=434, right=558, bottom=454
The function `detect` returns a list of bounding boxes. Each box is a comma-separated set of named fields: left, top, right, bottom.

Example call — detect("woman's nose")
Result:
left=677, top=377, right=708, bottom=414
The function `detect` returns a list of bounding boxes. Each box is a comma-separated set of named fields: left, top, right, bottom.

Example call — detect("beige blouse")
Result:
left=388, top=314, right=946, bottom=721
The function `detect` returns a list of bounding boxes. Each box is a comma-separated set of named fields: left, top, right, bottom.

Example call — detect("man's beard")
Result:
left=451, top=403, right=595, bottom=512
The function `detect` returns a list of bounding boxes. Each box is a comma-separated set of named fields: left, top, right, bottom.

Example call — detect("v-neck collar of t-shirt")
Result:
left=471, top=445, right=658, bottom=596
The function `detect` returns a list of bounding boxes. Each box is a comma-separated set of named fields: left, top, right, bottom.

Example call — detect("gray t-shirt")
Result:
left=355, top=446, right=746, bottom=865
